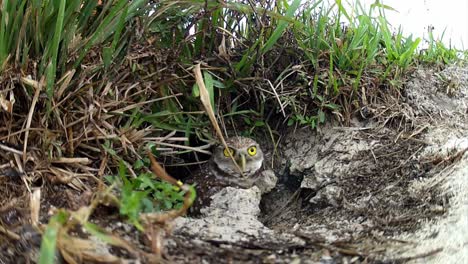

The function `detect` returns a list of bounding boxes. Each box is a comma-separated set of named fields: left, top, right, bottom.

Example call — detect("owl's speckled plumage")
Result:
left=185, top=136, right=265, bottom=214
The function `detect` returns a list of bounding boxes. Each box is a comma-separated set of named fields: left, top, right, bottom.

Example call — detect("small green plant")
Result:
left=419, top=28, right=461, bottom=65
left=287, top=111, right=326, bottom=129
left=243, top=116, right=266, bottom=135
left=105, top=161, right=187, bottom=230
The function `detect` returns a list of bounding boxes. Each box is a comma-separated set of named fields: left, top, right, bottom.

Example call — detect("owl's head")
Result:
left=212, top=136, right=264, bottom=178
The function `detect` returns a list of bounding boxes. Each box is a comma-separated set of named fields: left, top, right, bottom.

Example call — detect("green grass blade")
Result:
left=0, top=0, right=10, bottom=63
left=203, top=71, right=215, bottom=112
left=73, top=0, right=128, bottom=68
left=262, top=0, right=301, bottom=54
left=39, top=210, right=68, bottom=264
left=45, top=0, right=66, bottom=99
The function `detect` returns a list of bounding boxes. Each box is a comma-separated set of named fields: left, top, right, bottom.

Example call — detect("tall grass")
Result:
left=0, top=0, right=148, bottom=100
left=1, top=1, right=461, bottom=126
left=145, top=0, right=441, bottom=130
left=419, top=28, right=462, bottom=65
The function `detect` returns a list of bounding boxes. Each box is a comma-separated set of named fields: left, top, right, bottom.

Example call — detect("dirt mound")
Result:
left=169, top=65, right=468, bottom=263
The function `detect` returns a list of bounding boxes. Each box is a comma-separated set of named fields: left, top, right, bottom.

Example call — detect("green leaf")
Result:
left=212, top=79, right=226, bottom=89
left=310, top=119, right=316, bottom=129
left=203, top=71, right=215, bottom=112
left=39, top=210, right=69, bottom=264
left=323, top=103, right=339, bottom=110
left=371, top=2, right=397, bottom=12
left=111, top=5, right=128, bottom=52
left=134, top=159, right=145, bottom=170
left=254, top=120, right=265, bottom=127
left=138, top=174, right=155, bottom=189
left=163, top=199, right=172, bottom=209
left=335, top=0, right=351, bottom=22
left=103, top=46, right=113, bottom=68
left=45, top=62, right=56, bottom=100
left=262, top=0, right=301, bottom=54
left=45, top=0, right=66, bottom=99
left=83, top=222, right=118, bottom=245
left=118, top=160, right=127, bottom=179
left=142, top=197, right=155, bottom=212
left=154, top=191, right=163, bottom=200
left=318, top=110, right=325, bottom=123
left=192, top=83, right=200, bottom=97
left=104, top=175, right=118, bottom=185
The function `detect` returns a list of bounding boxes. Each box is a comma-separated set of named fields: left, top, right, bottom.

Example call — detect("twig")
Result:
left=22, top=76, right=42, bottom=163
left=266, top=79, right=286, bottom=117
left=0, top=225, right=20, bottom=241
left=51, top=157, right=90, bottom=164
left=0, top=142, right=23, bottom=155
left=154, top=141, right=212, bottom=155
left=387, top=247, right=443, bottom=263
left=107, top=93, right=182, bottom=114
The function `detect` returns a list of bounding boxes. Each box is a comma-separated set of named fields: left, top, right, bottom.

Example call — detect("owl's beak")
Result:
left=239, top=153, right=246, bottom=172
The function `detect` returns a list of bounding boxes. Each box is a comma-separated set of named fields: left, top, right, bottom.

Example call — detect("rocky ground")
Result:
left=167, top=65, right=468, bottom=263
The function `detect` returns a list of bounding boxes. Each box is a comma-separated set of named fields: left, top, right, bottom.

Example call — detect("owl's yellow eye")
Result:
left=223, top=147, right=234, bottom=157
left=247, top=146, right=257, bottom=156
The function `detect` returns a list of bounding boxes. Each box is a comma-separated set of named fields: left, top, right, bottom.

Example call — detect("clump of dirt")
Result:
left=264, top=124, right=443, bottom=236
left=404, top=66, right=468, bottom=118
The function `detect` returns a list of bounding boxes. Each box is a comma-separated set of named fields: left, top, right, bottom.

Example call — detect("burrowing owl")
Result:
left=186, top=136, right=265, bottom=213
